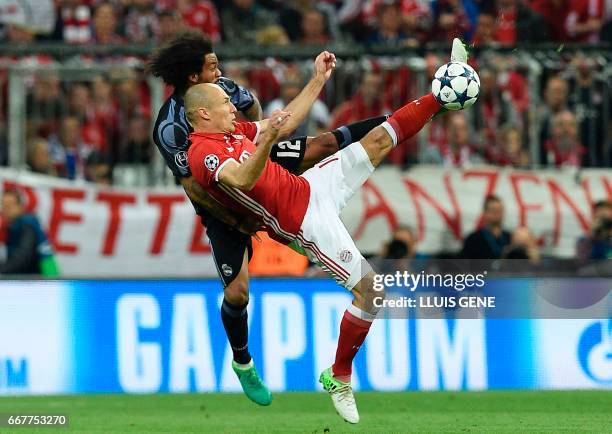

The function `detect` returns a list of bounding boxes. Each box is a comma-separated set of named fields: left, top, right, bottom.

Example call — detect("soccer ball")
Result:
left=431, top=61, right=480, bottom=111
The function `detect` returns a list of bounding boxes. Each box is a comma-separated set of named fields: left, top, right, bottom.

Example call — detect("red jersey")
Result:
left=188, top=122, right=311, bottom=244
left=182, top=0, right=221, bottom=42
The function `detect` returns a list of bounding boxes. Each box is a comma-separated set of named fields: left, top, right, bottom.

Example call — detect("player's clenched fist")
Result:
left=314, top=51, right=336, bottom=81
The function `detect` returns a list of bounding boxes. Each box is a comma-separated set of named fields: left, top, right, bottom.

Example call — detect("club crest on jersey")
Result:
left=175, top=151, right=188, bottom=168
left=205, top=154, right=219, bottom=171
left=338, top=249, right=353, bottom=263
left=221, top=264, right=233, bottom=276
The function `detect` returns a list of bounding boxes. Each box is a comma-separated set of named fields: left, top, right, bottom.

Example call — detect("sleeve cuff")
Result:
left=214, top=157, right=238, bottom=182
left=253, top=122, right=261, bottom=144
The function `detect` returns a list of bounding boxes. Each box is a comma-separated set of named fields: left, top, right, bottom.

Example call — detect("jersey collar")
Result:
left=190, top=131, right=231, bottom=142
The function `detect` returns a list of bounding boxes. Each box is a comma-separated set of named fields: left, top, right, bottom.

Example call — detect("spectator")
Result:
left=52, top=0, right=92, bottom=44
left=91, top=2, right=124, bottom=44
left=330, top=70, right=389, bottom=129
left=91, top=75, right=119, bottom=151
left=26, top=73, right=66, bottom=136
left=0, top=189, right=59, bottom=276
left=256, top=25, right=290, bottom=45
left=487, top=123, right=530, bottom=167
left=461, top=194, right=512, bottom=259
left=48, top=116, right=92, bottom=180
left=493, top=0, right=548, bottom=44
left=380, top=226, right=416, bottom=259
left=576, top=200, right=612, bottom=261
left=503, top=226, right=541, bottom=263
left=367, top=1, right=417, bottom=47
left=538, top=75, right=570, bottom=163
left=300, top=9, right=330, bottom=45
left=26, top=138, right=56, bottom=176
left=84, top=150, right=112, bottom=185
left=157, top=10, right=184, bottom=43
left=68, top=83, right=92, bottom=121
left=124, top=0, right=159, bottom=43
left=300, top=8, right=331, bottom=45
left=178, top=0, right=221, bottom=42
left=544, top=110, right=586, bottom=167
left=278, top=1, right=341, bottom=43
left=115, top=75, right=149, bottom=120
left=530, top=0, right=571, bottom=41
left=67, top=83, right=108, bottom=149
left=221, top=0, right=277, bottom=44
left=565, top=0, right=604, bottom=42
left=431, top=0, right=476, bottom=43
left=360, top=0, right=431, bottom=42
left=472, top=67, right=519, bottom=147
left=424, top=113, right=484, bottom=167
left=472, top=12, right=497, bottom=45
left=265, top=77, right=330, bottom=137
left=116, top=116, right=152, bottom=164
left=568, top=53, right=607, bottom=166
left=373, top=225, right=417, bottom=273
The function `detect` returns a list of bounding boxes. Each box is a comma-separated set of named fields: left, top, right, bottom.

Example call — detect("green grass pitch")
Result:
left=1, top=391, right=610, bottom=433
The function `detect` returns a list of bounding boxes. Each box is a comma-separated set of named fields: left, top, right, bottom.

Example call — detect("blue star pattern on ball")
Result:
left=431, top=61, right=480, bottom=111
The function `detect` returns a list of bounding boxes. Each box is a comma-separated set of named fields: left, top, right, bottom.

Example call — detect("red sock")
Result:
left=332, top=307, right=373, bottom=382
left=386, top=93, right=441, bottom=143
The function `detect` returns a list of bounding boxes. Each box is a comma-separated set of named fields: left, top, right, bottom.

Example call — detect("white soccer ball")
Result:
left=431, top=61, right=480, bottom=111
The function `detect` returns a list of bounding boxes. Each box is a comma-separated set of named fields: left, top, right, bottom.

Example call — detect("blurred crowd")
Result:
left=0, top=1, right=609, bottom=185
left=2, top=0, right=612, bottom=46
left=1, top=48, right=607, bottom=186
left=366, top=195, right=612, bottom=276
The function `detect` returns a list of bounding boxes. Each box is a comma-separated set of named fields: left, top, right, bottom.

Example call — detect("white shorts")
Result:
left=297, top=143, right=374, bottom=289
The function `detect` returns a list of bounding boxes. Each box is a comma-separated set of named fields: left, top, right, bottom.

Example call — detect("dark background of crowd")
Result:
left=0, top=0, right=610, bottom=185
left=4, top=0, right=612, bottom=47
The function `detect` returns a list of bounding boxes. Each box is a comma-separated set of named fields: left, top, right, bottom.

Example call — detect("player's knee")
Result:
left=352, top=274, right=385, bottom=313
left=224, top=277, right=249, bottom=306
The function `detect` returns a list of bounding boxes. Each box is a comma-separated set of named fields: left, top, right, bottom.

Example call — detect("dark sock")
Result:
left=332, top=115, right=390, bottom=149
left=221, top=298, right=251, bottom=364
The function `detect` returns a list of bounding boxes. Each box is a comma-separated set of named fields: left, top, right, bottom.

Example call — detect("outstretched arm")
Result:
left=258, top=52, right=336, bottom=139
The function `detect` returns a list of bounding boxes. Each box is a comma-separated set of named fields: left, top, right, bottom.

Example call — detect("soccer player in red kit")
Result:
left=187, top=43, right=469, bottom=424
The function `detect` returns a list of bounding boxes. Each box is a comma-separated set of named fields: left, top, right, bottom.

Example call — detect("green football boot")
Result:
left=232, top=360, right=272, bottom=406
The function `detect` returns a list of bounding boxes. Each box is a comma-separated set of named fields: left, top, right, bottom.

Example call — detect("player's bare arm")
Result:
left=179, top=176, right=262, bottom=234
left=258, top=52, right=336, bottom=139
left=219, top=110, right=291, bottom=190
left=243, top=95, right=263, bottom=121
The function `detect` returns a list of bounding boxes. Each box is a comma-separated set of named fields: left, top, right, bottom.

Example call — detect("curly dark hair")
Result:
left=146, top=31, right=214, bottom=94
